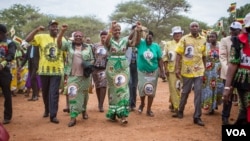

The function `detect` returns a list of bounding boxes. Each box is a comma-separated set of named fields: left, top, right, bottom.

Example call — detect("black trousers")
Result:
left=40, top=75, right=61, bottom=118
left=0, top=70, right=12, bottom=120
left=221, top=79, right=233, bottom=119
left=29, top=61, right=39, bottom=98
left=129, top=62, right=138, bottom=108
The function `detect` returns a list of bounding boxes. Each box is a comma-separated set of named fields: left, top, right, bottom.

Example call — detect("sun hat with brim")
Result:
left=244, top=13, right=250, bottom=28
left=230, top=21, right=242, bottom=30
left=170, top=26, right=184, bottom=36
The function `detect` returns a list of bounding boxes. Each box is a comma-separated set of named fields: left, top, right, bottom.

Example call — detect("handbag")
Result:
left=82, top=61, right=94, bottom=78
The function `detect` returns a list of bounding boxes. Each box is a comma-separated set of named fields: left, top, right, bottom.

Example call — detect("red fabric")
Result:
left=248, top=107, right=250, bottom=122
left=0, top=123, right=9, bottom=141
left=238, top=33, right=250, bottom=55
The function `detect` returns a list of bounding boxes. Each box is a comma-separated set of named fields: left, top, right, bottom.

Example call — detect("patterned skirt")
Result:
left=138, top=69, right=159, bottom=97
left=105, top=56, right=130, bottom=119
left=92, top=69, right=107, bottom=88
left=67, top=75, right=91, bottom=118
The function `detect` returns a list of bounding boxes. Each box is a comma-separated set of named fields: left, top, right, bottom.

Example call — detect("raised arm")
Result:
left=57, top=24, right=68, bottom=49
left=25, top=26, right=45, bottom=42
left=104, top=21, right=116, bottom=49
left=129, top=21, right=142, bottom=47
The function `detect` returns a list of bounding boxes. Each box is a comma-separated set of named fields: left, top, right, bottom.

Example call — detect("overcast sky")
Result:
left=0, top=0, right=249, bottom=26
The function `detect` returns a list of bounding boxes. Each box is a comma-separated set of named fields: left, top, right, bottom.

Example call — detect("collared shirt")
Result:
left=31, top=34, right=65, bottom=75
left=175, top=33, right=206, bottom=78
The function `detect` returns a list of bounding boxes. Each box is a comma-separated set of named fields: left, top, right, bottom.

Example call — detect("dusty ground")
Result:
left=0, top=78, right=239, bottom=141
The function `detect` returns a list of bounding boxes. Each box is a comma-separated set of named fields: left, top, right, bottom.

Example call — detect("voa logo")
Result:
left=226, top=129, right=246, bottom=136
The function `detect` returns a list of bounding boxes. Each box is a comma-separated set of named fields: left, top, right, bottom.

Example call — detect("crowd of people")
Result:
left=1, top=12, right=250, bottom=130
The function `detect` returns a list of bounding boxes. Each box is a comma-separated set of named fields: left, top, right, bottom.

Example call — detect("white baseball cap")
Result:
left=230, top=21, right=242, bottom=30
left=244, top=13, right=250, bottom=28
left=170, top=26, right=184, bottom=36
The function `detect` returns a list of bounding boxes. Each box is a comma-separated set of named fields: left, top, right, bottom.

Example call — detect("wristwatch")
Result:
left=224, top=86, right=230, bottom=90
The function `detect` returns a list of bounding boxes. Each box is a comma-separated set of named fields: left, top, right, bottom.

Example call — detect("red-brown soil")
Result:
left=0, top=79, right=238, bottom=141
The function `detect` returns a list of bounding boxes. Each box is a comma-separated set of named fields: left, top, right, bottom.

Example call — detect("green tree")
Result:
left=110, top=0, right=210, bottom=42
left=0, top=4, right=42, bottom=37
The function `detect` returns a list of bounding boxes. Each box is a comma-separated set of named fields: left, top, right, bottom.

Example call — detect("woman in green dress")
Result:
left=57, top=26, right=94, bottom=127
left=104, top=21, right=141, bottom=124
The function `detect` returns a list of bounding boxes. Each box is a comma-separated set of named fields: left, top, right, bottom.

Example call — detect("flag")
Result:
left=236, top=18, right=244, bottom=24
left=228, top=2, right=236, bottom=13
left=217, top=20, right=224, bottom=29
left=10, top=26, right=15, bottom=37
left=12, top=35, right=23, bottom=45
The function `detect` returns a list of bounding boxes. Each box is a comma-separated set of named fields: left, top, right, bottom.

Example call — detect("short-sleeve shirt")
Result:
left=175, top=33, right=206, bottom=78
left=136, top=39, right=162, bottom=72
left=31, top=34, right=64, bottom=75
left=163, top=40, right=179, bottom=72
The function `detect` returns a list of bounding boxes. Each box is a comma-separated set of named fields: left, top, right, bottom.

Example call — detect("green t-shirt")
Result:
left=31, top=34, right=65, bottom=75
left=136, top=39, right=162, bottom=72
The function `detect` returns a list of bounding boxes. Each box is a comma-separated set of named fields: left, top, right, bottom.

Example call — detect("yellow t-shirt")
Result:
left=175, top=33, right=206, bottom=78
left=31, top=34, right=64, bottom=75
left=163, top=40, right=179, bottom=72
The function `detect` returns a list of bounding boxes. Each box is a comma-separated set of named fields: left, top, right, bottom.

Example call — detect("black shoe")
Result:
left=129, top=107, right=136, bottom=112
left=63, top=108, right=70, bottom=113
left=99, top=107, right=104, bottom=112
left=28, top=97, right=38, bottom=101
left=222, top=118, right=229, bottom=125
left=82, top=111, right=88, bottom=119
left=208, top=109, right=214, bottom=115
left=2, top=119, right=10, bottom=124
left=43, top=112, right=49, bottom=118
left=172, top=111, right=183, bottom=119
left=50, top=117, right=59, bottom=124
left=194, top=118, right=205, bottom=126
left=68, top=118, right=76, bottom=127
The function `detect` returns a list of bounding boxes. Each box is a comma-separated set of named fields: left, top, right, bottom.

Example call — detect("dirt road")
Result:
left=1, top=79, right=238, bottom=141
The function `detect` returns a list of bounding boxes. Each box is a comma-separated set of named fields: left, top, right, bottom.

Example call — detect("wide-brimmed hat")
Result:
left=170, top=26, right=184, bottom=36
left=230, top=21, right=242, bottom=30
left=244, top=13, right=250, bottom=28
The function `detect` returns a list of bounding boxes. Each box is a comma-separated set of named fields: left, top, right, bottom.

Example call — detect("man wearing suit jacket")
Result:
left=219, top=21, right=242, bottom=125
left=19, top=44, right=40, bottom=101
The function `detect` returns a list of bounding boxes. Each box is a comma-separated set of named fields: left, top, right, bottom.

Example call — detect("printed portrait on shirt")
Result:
left=184, top=46, right=194, bottom=58
left=143, top=50, right=153, bottom=60
left=168, top=51, right=175, bottom=62
left=44, top=43, right=61, bottom=61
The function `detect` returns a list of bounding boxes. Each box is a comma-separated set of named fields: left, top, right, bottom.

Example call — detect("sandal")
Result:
left=146, top=111, right=154, bottom=117
left=68, top=118, right=76, bottom=127
left=138, top=104, right=144, bottom=113
left=120, top=118, right=128, bottom=125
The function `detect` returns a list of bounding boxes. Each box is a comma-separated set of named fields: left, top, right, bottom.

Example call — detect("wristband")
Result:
left=224, top=87, right=230, bottom=90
